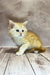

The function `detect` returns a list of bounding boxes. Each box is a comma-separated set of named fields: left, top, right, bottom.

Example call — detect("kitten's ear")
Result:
left=9, top=20, right=15, bottom=28
left=23, top=21, right=28, bottom=26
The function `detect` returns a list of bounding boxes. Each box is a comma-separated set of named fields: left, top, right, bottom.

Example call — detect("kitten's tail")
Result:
left=25, top=46, right=46, bottom=53
left=34, top=47, right=46, bottom=53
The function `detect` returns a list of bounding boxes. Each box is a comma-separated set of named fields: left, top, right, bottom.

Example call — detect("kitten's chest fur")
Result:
left=13, top=37, right=24, bottom=46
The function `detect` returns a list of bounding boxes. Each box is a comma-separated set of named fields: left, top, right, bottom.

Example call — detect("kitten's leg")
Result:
left=16, top=43, right=30, bottom=55
left=34, top=51, right=39, bottom=54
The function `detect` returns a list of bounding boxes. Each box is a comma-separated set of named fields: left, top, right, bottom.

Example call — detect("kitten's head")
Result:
left=9, top=20, right=28, bottom=38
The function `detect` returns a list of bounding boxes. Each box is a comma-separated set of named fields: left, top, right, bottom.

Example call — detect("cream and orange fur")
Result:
left=9, top=20, right=46, bottom=55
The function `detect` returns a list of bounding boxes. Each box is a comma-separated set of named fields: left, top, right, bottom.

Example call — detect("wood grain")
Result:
left=26, top=53, right=50, bottom=75
left=40, top=47, right=50, bottom=61
left=0, top=47, right=50, bottom=75
left=4, top=54, right=34, bottom=75
left=0, top=48, right=10, bottom=75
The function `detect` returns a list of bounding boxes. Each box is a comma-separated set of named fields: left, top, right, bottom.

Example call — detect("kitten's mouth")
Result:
left=19, top=34, right=22, bottom=37
left=20, top=33, right=22, bottom=36
left=20, top=35, right=22, bottom=37
left=20, top=35, right=21, bottom=37
left=19, top=34, right=24, bottom=37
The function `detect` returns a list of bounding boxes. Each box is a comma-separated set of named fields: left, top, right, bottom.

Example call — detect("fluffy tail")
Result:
left=25, top=47, right=46, bottom=53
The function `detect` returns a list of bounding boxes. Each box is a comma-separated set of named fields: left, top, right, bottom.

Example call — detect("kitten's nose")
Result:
left=20, top=33, right=22, bottom=36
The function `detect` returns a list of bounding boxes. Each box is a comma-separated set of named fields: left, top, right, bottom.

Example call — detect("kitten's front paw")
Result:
left=16, top=51, right=24, bottom=56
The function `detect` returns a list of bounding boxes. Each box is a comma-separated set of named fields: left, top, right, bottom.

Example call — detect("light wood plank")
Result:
left=5, top=54, right=35, bottom=75
left=0, top=48, right=4, bottom=54
left=0, top=53, right=9, bottom=75
left=0, top=48, right=6, bottom=65
left=40, top=47, right=50, bottom=61
left=0, top=48, right=10, bottom=64
left=26, top=53, right=50, bottom=75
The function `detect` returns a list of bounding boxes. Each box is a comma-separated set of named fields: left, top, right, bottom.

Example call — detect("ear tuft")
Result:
left=23, top=21, right=28, bottom=26
left=9, top=20, right=14, bottom=28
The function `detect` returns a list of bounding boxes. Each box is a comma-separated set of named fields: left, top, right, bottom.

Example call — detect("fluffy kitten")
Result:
left=9, top=20, right=46, bottom=55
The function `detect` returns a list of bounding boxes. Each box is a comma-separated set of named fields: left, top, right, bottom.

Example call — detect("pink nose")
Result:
left=20, top=33, right=22, bottom=36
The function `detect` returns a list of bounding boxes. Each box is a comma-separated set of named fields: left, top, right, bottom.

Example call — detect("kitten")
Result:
left=8, top=20, right=46, bottom=55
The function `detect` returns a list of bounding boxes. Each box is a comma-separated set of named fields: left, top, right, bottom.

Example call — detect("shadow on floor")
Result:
left=4, top=48, right=18, bottom=54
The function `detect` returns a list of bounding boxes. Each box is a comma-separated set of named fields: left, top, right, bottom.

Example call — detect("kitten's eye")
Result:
left=22, top=30, right=24, bottom=32
left=16, top=29, right=19, bottom=32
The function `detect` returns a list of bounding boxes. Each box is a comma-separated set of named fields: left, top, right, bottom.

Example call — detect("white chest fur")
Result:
left=13, top=37, right=24, bottom=46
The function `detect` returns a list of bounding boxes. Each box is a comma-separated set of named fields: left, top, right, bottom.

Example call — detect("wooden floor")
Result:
left=0, top=47, right=50, bottom=75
